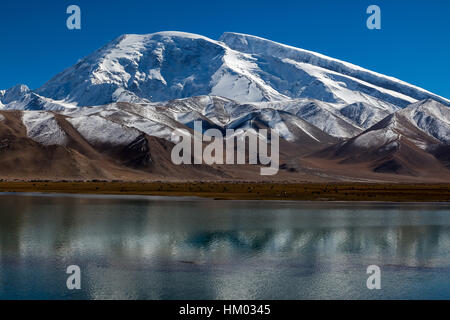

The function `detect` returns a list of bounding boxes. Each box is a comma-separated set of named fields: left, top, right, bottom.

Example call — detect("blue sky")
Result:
left=1, top=0, right=449, bottom=98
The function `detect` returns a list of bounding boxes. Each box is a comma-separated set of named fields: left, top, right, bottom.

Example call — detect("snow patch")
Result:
left=67, top=115, right=141, bottom=146
left=353, top=128, right=398, bottom=149
left=22, top=112, right=68, bottom=146
left=401, top=100, right=450, bottom=144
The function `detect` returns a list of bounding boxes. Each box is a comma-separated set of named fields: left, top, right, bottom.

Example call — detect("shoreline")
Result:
left=0, top=181, right=449, bottom=202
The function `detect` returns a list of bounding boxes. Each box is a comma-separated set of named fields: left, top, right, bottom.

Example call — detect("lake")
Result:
left=0, top=193, right=449, bottom=300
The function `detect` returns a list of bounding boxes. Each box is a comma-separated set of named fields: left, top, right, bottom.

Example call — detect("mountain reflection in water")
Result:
left=0, top=194, right=449, bottom=299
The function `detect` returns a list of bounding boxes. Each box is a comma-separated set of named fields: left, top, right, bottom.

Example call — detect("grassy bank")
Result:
left=0, top=181, right=449, bottom=202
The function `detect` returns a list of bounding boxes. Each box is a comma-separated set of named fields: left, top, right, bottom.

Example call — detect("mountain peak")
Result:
left=1, top=84, right=31, bottom=104
left=0, top=31, right=445, bottom=112
left=399, top=99, right=450, bottom=144
left=110, top=31, right=220, bottom=48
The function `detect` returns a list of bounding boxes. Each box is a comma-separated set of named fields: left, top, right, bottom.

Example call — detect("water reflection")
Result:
left=0, top=194, right=449, bottom=299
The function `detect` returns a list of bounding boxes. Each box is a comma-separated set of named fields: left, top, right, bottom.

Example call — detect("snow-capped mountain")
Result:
left=0, top=31, right=449, bottom=182
left=399, top=99, right=450, bottom=144
left=2, top=31, right=449, bottom=138
left=30, top=31, right=450, bottom=109
left=0, top=84, right=72, bottom=111
left=220, top=33, right=450, bottom=107
left=311, top=100, right=450, bottom=177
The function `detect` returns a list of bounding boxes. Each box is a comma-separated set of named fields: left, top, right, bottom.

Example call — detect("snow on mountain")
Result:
left=337, top=99, right=450, bottom=152
left=36, top=32, right=284, bottom=106
left=5, top=94, right=449, bottom=181
left=112, top=88, right=151, bottom=104
left=339, top=101, right=398, bottom=129
left=220, top=32, right=450, bottom=107
left=399, top=99, right=450, bottom=144
left=33, top=31, right=450, bottom=110
left=1, top=85, right=30, bottom=104
left=351, top=118, right=400, bottom=150
left=22, top=96, right=333, bottom=152
left=1, top=31, right=449, bottom=148
left=160, top=96, right=363, bottom=138
left=22, top=111, right=68, bottom=146
left=0, top=84, right=74, bottom=111
left=64, top=102, right=185, bottom=143
left=1, top=27, right=448, bottom=181
left=256, top=99, right=362, bottom=138
left=333, top=100, right=448, bottom=155
left=161, top=96, right=245, bottom=127
left=67, top=114, right=141, bottom=146
left=0, top=90, right=5, bottom=107
left=227, top=108, right=338, bottom=147
left=309, top=99, right=450, bottom=177
left=155, top=95, right=350, bottom=141
left=159, top=96, right=340, bottom=150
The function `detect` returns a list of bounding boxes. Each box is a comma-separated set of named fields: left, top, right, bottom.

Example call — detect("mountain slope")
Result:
left=2, top=31, right=448, bottom=141
left=398, top=99, right=450, bottom=144
left=220, top=32, right=450, bottom=107
left=0, top=97, right=448, bottom=182
left=36, top=32, right=286, bottom=106
left=0, top=85, right=72, bottom=111
left=309, top=100, right=450, bottom=177
left=32, top=31, right=450, bottom=111
left=0, top=109, right=240, bottom=181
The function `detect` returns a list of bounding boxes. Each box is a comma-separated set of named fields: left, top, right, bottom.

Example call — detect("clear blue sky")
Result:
left=1, top=0, right=449, bottom=99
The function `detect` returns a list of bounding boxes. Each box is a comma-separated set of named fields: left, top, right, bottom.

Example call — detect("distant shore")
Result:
left=0, top=181, right=449, bottom=202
